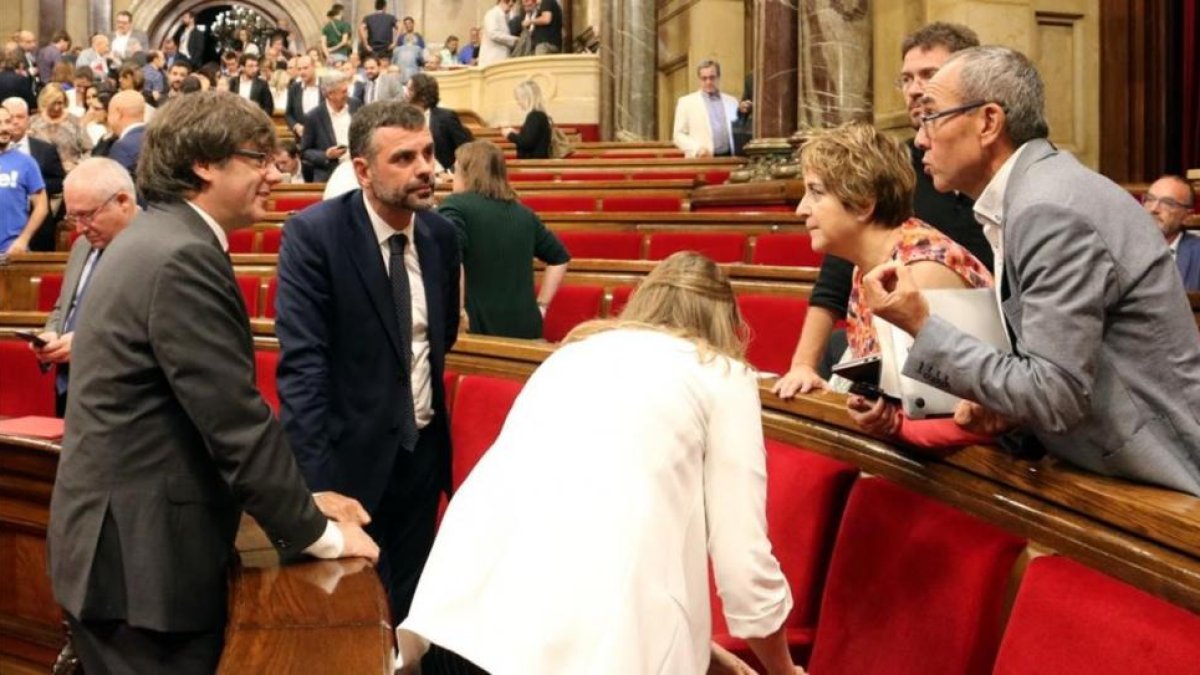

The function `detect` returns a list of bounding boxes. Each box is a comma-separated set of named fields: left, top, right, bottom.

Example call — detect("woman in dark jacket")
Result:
left=502, top=79, right=552, bottom=159
left=438, top=140, right=570, bottom=339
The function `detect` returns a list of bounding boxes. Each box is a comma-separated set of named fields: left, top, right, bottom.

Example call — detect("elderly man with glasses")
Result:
left=859, top=45, right=1200, bottom=496
left=1142, top=175, right=1199, bottom=291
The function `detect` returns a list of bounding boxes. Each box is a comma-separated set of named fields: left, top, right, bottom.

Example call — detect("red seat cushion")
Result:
left=807, top=477, right=1026, bottom=675
left=254, top=349, right=280, bottom=414
left=752, top=233, right=824, bottom=267
left=260, top=228, right=283, bottom=254
left=448, top=375, right=524, bottom=490
left=0, top=339, right=56, bottom=417
left=703, top=170, right=731, bottom=185
left=609, top=286, right=634, bottom=317
left=37, top=274, right=64, bottom=312
left=272, top=195, right=322, bottom=213
left=712, top=440, right=858, bottom=665
left=737, top=294, right=808, bottom=374
left=508, top=172, right=556, bottom=182
left=630, top=171, right=702, bottom=181
left=542, top=285, right=604, bottom=342
left=557, top=231, right=642, bottom=260
left=228, top=229, right=255, bottom=254
left=557, top=171, right=624, bottom=181
left=647, top=232, right=747, bottom=263
left=236, top=276, right=261, bottom=317
left=993, top=556, right=1200, bottom=674
left=264, top=277, right=278, bottom=319
left=691, top=204, right=797, bottom=213
left=601, top=196, right=683, bottom=212
left=521, top=196, right=597, bottom=213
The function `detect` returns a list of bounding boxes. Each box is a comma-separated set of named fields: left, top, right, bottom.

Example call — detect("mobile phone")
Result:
left=13, top=330, right=48, bottom=348
left=831, top=354, right=891, bottom=402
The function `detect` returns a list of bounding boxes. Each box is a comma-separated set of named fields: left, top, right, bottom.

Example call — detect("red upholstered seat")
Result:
left=521, top=196, right=597, bottom=213
left=260, top=228, right=283, bottom=254
left=558, top=171, right=624, bottom=181
left=443, top=370, right=460, bottom=417
left=272, top=195, right=322, bottom=213
left=712, top=440, right=858, bottom=665
left=630, top=171, right=702, bottom=181
left=557, top=231, right=642, bottom=260
left=993, top=556, right=1200, bottom=674
left=228, top=229, right=255, bottom=253
left=752, top=234, right=824, bottom=267
left=508, top=172, right=556, bottom=182
left=236, top=276, right=261, bottom=317
left=601, top=196, right=683, bottom=212
left=254, top=349, right=280, bottom=414
left=703, top=170, right=731, bottom=185
left=542, top=285, right=604, bottom=342
left=448, top=375, right=524, bottom=489
left=264, top=277, right=278, bottom=319
left=0, top=339, right=56, bottom=417
left=647, top=232, right=748, bottom=263
left=737, top=294, right=807, bottom=375
left=609, top=286, right=634, bottom=317
left=806, top=477, right=1026, bottom=675
left=37, top=274, right=64, bottom=312
left=68, top=230, right=82, bottom=246
left=691, top=204, right=797, bottom=213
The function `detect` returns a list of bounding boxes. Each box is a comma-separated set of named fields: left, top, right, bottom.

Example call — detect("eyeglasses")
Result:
left=1142, top=192, right=1193, bottom=211
left=894, top=67, right=939, bottom=91
left=231, top=148, right=272, bottom=170
left=65, top=192, right=119, bottom=226
left=918, top=101, right=989, bottom=134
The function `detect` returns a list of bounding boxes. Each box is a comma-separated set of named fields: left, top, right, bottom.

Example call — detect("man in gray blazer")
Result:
left=862, top=46, right=1200, bottom=495
left=33, top=158, right=137, bottom=415
left=48, top=91, right=379, bottom=674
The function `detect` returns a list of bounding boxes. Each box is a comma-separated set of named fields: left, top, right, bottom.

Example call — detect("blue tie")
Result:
left=58, top=248, right=102, bottom=394
left=389, top=234, right=419, bottom=452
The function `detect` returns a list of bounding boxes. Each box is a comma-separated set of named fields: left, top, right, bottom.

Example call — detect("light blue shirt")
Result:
left=703, top=92, right=731, bottom=155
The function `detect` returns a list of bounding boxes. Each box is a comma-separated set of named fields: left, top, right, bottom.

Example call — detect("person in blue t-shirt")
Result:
left=0, top=106, right=47, bottom=254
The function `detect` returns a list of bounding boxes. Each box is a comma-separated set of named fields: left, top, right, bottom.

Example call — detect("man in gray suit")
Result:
left=33, top=157, right=137, bottom=415
left=48, top=91, right=379, bottom=674
left=862, top=46, right=1200, bottom=495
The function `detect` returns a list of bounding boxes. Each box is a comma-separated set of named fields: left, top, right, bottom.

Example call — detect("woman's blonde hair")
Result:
left=565, top=252, right=747, bottom=363
left=513, top=79, right=545, bottom=114
left=37, top=83, right=67, bottom=113
left=799, top=121, right=916, bottom=227
left=454, top=140, right=518, bottom=201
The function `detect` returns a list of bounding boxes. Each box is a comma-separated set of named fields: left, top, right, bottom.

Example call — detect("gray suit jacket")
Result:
left=43, top=235, right=92, bottom=334
left=905, top=139, right=1200, bottom=495
left=48, top=201, right=327, bottom=631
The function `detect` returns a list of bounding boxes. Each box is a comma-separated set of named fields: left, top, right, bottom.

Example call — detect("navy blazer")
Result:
left=275, top=192, right=461, bottom=512
left=109, top=125, right=146, bottom=175
left=1177, top=232, right=1200, bottom=292
left=299, top=99, right=361, bottom=182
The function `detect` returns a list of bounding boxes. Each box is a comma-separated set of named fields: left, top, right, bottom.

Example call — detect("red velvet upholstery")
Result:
left=752, top=234, right=824, bottom=267
left=630, top=171, right=703, bottom=181
left=557, top=231, right=643, bottom=260
left=68, top=230, right=82, bottom=246
left=542, top=285, right=604, bottom=342
left=609, top=286, right=634, bottom=316
left=37, top=274, right=64, bottom=312
left=272, top=195, right=322, bottom=213
left=691, top=204, right=797, bottom=213
left=703, top=170, right=732, bottom=185
left=508, top=172, right=556, bottom=182
left=994, top=556, right=1200, bottom=674
left=254, top=350, right=280, bottom=414
left=260, top=228, right=283, bottom=254
left=601, top=196, right=683, bottom=212
left=443, top=370, right=460, bottom=417
left=264, top=277, right=278, bottom=319
left=236, top=276, right=261, bottom=317
left=647, top=232, right=748, bottom=263
left=597, top=150, right=685, bottom=159
left=0, top=339, right=56, bottom=417
left=228, top=229, right=255, bottom=254
left=521, top=196, right=597, bottom=213
left=558, top=171, right=623, bottom=181
left=712, top=440, right=858, bottom=664
left=807, top=477, right=1026, bottom=675
left=737, top=295, right=808, bottom=375
left=448, top=375, right=524, bottom=489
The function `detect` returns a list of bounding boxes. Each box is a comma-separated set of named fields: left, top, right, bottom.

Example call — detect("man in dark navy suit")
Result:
left=276, top=101, right=460, bottom=621
left=299, top=70, right=360, bottom=182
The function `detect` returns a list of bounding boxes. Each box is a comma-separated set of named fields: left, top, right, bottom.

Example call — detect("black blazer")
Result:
left=0, top=70, right=35, bottom=110
left=228, top=76, right=275, bottom=115
left=27, top=137, right=65, bottom=251
left=507, top=109, right=551, bottom=159
left=285, top=80, right=323, bottom=132
left=299, top=99, right=362, bottom=182
left=276, top=193, right=461, bottom=511
left=173, top=26, right=207, bottom=68
left=429, top=106, right=473, bottom=171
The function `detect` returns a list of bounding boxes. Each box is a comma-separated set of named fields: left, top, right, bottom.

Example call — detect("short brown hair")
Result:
left=137, top=91, right=276, bottom=203
left=407, top=73, right=439, bottom=108
left=349, top=100, right=427, bottom=161
left=454, top=141, right=517, bottom=201
left=799, top=121, right=916, bottom=228
left=900, top=22, right=979, bottom=58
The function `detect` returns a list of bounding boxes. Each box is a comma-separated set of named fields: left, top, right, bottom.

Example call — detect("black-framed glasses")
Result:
left=918, top=101, right=988, bottom=133
left=231, top=148, right=272, bottom=170
left=65, top=192, right=119, bottom=226
left=1142, top=192, right=1193, bottom=211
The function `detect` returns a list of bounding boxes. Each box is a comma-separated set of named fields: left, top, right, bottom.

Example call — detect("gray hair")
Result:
left=696, top=59, right=721, bottom=77
left=318, top=69, right=349, bottom=93
left=1, top=96, right=27, bottom=113
left=946, top=45, right=1048, bottom=146
left=64, top=157, right=136, bottom=197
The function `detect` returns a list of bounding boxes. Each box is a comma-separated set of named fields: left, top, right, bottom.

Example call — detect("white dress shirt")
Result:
left=972, top=142, right=1033, bottom=307
left=237, top=77, right=254, bottom=101
left=301, top=84, right=321, bottom=115
left=329, top=104, right=352, bottom=161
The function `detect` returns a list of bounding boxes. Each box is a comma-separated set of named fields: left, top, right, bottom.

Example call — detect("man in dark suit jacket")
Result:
left=47, top=91, right=378, bottom=674
left=106, top=90, right=146, bottom=175
left=229, top=52, right=274, bottom=114
left=299, top=72, right=360, bottom=182
left=1, top=96, right=66, bottom=251
left=406, top=73, right=472, bottom=171
left=285, top=55, right=322, bottom=139
left=277, top=101, right=460, bottom=621
left=1142, top=175, right=1200, bottom=292
left=0, top=55, right=36, bottom=111
left=173, top=11, right=207, bottom=68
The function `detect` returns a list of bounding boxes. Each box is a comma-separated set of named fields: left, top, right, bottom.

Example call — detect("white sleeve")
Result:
left=302, top=519, right=345, bottom=559
left=704, top=364, right=793, bottom=638
left=672, top=96, right=700, bottom=158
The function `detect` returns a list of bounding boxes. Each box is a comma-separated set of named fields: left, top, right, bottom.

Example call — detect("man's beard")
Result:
left=374, top=177, right=435, bottom=212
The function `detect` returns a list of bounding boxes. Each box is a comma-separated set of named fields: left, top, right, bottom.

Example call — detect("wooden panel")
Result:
left=1036, top=13, right=1081, bottom=151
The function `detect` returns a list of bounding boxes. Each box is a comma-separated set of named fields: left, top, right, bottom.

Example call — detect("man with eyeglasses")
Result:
left=0, top=105, right=47, bottom=255
left=32, top=158, right=136, bottom=415
left=860, top=45, right=1200, bottom=496
left=1142, top=175, right=1199, bottom=291
left=775, top=22, right=990, bottom=399
left=672, top=59, right=739, bottom=158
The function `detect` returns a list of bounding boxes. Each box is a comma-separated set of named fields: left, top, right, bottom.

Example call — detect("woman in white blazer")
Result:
left=397, top=252, right=801, bottom=675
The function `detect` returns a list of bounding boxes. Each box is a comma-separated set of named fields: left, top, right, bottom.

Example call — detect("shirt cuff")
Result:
left=302, top=519, right=344, bottom=559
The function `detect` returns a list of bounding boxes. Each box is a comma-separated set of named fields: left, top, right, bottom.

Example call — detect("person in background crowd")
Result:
left=285, top=55, right=322, bottom=141
left=361, top=0, right=399, bottom=61
left=180, top=73, right=207, bottom=94
left=524, top=0, right=563, bottom=55
left=269, top=68, right=291, bottom=114
left=117, top=63, right=145, bottom=97
left=107, top=89, right=147, bottom=175
left=160, top=37, right=181, bottom=70
left=0, top=105, right=47, bottom=255
left=273, top=140, right=305, bottom=184
left=76, top=34, right=113, bottom=81
left=165, top=61, right=191, bottom=100
left=353, top=56, right=383, bottom=105
left=234, top=28, right=260, bottom=56
left=299, top=70, right=360, bottom=182
left=1142, top=175, right=1200, bottom=291
left=142, top=50, right=166, bottom=103
left=422, top=50, right=443, bottom=72
left=323, top=4, right=352, bottom=63
left=458, top=27, right=482, bottom=65
left=231, top=53, right=274, bottom=115
left=80, top=84, right=111, bottom=148
left=393, top=30, right=424, bottom=82
left=30, top=84, right=91, bottom=171
left=480, top=0, right=517, bottom=67
left=399, top=16, right=426, bottom=50
left=219, top=50, right=240, bottom=80
left=502, top=79, right=551, bottom=159
left=108, top=10, right=149, bottom=68
left=173, top=11, right=206, bottom=69
left=440, top=140, right=570, bottom=339
left=439, top=35, right=460, bottom=65
left=15, top=31, right=39, bottom=90
left=38, top=31, right=72, bottom=85
left=2, top=96, right=65, bottom=251
left=0, top=54, right=37, bottom=110
left=672, top=59, right=737, bottom=158
left=406, top=73, right=472, bottom=172
left=274, top=18, right=300, bottom=57
left=49, top=62, right=75, bottom=88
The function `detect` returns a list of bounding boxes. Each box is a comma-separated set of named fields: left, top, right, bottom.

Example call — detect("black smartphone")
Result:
left=831, top=354, right=888, bottom=402
left=13, top=330, right=48, bottom=349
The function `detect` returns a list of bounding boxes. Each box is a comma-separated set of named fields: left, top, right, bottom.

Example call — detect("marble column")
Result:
left=796, top=0, right=872, bottom=128
left=599, top=0, right=655, bottom=141
left=752, top=0, right=800, bottom=138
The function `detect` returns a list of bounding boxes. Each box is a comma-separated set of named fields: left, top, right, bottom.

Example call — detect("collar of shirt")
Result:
left=1168, top=231, right=1183, bottom=256
left=119, top=122, right=145, bottom=140
left=186, top=201, right=230, bottom=252
left=972, top=142, right=1033, bottom=237
left=703, top=90, right=722, bottom=100
left=364, top=192, right=416, bottom=253
left=14, top=136, right=30, bottom=154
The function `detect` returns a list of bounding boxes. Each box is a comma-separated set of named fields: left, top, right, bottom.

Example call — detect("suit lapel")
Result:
left=346, top=197, right=405, bottom=361
left=319, top=105, right=335, bottom=145
left=414, top=212, right=443, bottom=357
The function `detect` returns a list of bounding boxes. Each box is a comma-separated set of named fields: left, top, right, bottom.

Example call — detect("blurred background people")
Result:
left=502, top=79, right=551, bottom=159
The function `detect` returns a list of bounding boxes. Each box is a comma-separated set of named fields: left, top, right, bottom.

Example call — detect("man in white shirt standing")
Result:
left=479, top=0, right=518, bottom=67
left=672, top=59, right=739, bottom=158
left=108, top=11, right=149, bottom=68
left=300, top=70, right=361, bottom=182
left=231, top=53, right=274, bottom=114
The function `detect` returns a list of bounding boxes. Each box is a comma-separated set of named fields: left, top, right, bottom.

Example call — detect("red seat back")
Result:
left=600, top=196, right=683, bottom=212
left=737, top=294, right=808, bottom=375
left=260, top=228, right=283, bottom=254
left=557, top=231, right=642, bottom=260
left=521, top=196, right=597, bottom=213
left=37, top=274, right=64, bottom=312
left=228, top=229, right=255, bottom=253
left=752, top=233, right=824, bottom=267
left=272, top=195, right=322, bottom=213
left=647, top=232, right=747, bottom=263
left=807, top=477, right=1025, bottom=675
left=508, top=172, right=556, bottom=182
left=448, top=375, right=524, bottom=489
left=542, top=285, right=604, bottom=342
left=264, top=277, right=278, bottom=319
left=236, top=276, right=261, bottom=317
left=254, top=349, right=280, bottom=414
left=609, top=286, right=634, bottom=317
left=0, top=339, right=56, bottom=417
left=993, top=556, right=1200, bottom=674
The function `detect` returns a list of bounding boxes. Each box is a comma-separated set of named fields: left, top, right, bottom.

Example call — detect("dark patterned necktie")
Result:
left=389, top=233, right=419, bottom=452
